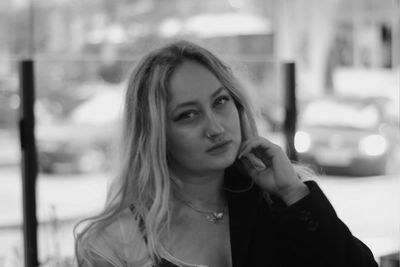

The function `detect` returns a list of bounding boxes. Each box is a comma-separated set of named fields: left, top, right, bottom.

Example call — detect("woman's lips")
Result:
left=206, top=140, right=232, bottom=154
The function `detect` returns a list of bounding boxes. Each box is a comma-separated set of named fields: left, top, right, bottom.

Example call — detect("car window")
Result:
left=301, top=100, right=381, bottom=129
left=70, top=89, right=123, bottom=125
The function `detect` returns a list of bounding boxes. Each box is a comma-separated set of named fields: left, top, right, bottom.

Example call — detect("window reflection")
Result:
left=0, top=0, right=398, bottom=265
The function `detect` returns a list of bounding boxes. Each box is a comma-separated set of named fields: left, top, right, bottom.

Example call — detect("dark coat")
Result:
left=224, top=168, right=378, bottom=267
left=159, top=168, right=378, bottom=267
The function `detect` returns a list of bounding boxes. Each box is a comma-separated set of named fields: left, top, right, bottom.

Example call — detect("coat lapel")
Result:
left=225, top=167, right=264, bottom=267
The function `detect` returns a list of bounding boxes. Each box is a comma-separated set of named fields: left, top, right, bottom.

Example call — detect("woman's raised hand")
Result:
left=238, top=136, right=309, bottom=205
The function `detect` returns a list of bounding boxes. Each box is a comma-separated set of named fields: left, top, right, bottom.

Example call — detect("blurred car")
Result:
left=295, top=96, right=399, bottom=176
left=36, top=89, right=123, bottom=174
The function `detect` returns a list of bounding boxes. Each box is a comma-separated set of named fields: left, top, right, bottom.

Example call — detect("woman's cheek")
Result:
left=168, top=128, right=200, bottom=155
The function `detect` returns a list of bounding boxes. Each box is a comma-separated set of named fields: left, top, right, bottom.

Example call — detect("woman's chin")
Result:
left=206, top=153, right=237, bottom=170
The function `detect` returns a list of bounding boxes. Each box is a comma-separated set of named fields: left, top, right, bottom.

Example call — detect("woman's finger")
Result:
left=238, top=137, right=278, bottom=159
left=240, top=156, right=255, bottom=173
left=238, top=138, right=278, bottom=167
left=240, top=152, right=266, bottom=171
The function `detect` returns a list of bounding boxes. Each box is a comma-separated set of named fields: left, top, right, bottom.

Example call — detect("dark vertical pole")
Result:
left=19, top=60, right=39, bottom=267
left=283, top=62, right=298, bottom=161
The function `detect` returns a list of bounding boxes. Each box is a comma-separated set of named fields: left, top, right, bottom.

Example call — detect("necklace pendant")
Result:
left=213, top=212, right=224, bottom=219
left=206, top=212, right=224, bottom=223
left=206, top=215, right=216, bottom=223
left=180, top=199, right=226, bottom=224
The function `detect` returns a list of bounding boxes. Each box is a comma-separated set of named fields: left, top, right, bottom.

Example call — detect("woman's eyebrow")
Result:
left=210, top=86, right=226, bottom=98
left=173, top=100, right=197, bottom=111
left=172, top=86, right=226, bottom=111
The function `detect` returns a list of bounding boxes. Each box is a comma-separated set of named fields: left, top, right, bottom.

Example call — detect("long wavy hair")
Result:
left=74, top=40, right=312, bottom=266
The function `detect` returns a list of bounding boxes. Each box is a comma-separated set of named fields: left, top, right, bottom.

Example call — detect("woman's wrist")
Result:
left=277, top=183, right=310, bottom=206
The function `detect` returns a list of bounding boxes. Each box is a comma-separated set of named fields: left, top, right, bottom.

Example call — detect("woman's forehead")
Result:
left=168, top=60, right=222, bottom=105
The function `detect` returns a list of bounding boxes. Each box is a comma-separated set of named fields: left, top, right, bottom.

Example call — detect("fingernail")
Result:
left=254, top=163, right=266, bottom=171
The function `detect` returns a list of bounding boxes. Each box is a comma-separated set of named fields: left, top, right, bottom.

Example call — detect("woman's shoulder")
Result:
left=95, top=206, right=148, bottom=249
left=88, top=207, right=150, bottom=266
left=93, top=207, right=139, bottom=241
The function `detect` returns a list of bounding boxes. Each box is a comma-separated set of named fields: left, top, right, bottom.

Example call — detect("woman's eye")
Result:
left=214, top=95, right=230, bottom=107
left=175, top=111, right=197, bottom=122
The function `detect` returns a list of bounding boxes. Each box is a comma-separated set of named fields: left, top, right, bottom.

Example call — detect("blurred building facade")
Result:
left=274, top=0, right=399, bottom=97
left=1, top=0, right=399, bottom=128
left=0, top=0, right=399, bottom=266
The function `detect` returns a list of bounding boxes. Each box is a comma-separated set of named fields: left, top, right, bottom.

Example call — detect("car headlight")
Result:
left=359, top=134, right=387, bottom=156
left=295, top=131, right=311, bottom=153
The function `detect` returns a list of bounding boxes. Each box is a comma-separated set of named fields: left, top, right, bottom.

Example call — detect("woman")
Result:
left=75, top=41, right=378, bottom=267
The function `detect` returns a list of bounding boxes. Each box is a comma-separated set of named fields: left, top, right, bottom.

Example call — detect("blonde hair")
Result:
left=74, top=40, right=260, bottom=266
left=74, top=40, right=316, bottom=266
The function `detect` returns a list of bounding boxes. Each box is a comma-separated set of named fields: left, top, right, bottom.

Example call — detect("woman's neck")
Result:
left=172, top=170, right=226, bottom=208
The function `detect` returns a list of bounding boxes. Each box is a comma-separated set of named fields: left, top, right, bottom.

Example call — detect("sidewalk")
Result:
left=0, top=166, right=109, bottom=229
left=1, top=166, right=399, bottom=263
left=0, top=128, right=110, bottom=228
left=0, top=130, right=20, bottom=167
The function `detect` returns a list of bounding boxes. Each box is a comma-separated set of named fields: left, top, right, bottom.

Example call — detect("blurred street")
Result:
left=0, top=0, right=399, bottom=266
left=0, top=165, right=399, bottom=264
left=316, top=173, right=400, bottom=259
left=0, top=165, right=109, bottom=265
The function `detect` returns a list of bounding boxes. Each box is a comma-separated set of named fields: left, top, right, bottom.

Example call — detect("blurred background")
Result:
left=0, top=0, right=399, bottom=266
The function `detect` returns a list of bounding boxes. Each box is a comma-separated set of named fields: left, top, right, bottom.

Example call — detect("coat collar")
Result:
left=224, top=166, right=265, bottom=267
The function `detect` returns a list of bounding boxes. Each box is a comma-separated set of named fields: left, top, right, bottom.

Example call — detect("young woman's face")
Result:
left=166, top=60, right=242, bottom=177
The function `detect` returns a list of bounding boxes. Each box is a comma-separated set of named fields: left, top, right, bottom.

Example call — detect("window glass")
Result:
left=35, top=60, right=124, bottom=265
left=0, top=1, right=24, bottom=265
left=31, top=1, right=278, bottom=264
left=301, top=100, right=381, bottom=129
left=1, top=0, right=399, bottom=265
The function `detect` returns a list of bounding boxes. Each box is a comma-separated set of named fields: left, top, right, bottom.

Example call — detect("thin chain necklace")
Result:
left=180, top=199, right=227, bottom=224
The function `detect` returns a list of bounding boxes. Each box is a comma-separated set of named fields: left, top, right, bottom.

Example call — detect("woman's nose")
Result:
left=204, top=112, right=224, bottom=139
